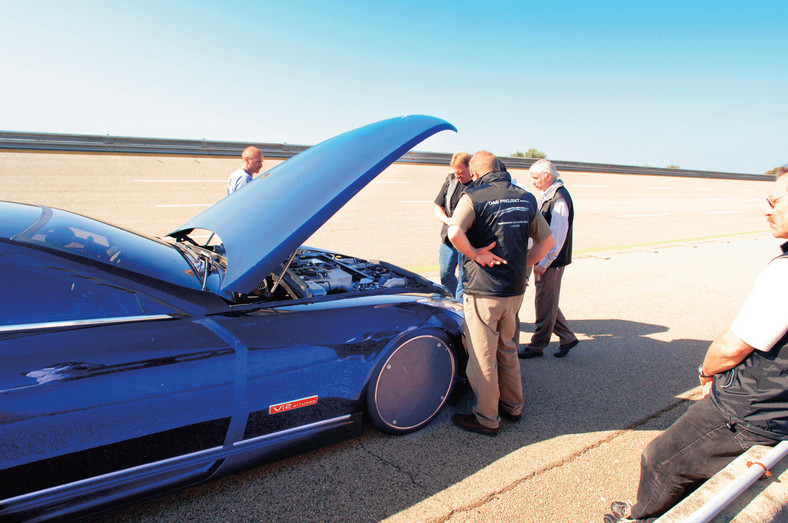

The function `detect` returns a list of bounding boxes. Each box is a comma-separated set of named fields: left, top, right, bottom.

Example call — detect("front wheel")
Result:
left=366, top=331, right=457, bottom=435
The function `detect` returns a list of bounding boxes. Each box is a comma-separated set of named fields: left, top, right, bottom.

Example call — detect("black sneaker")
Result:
left=602, top=501, right=635, bottom=522
left=603, top=514, right=638, bottom=523
left=518, top=347, right=543, bottom=359
left=610, top=501, right=632, bottom=519
left=554, top=339, right=579, bottom=358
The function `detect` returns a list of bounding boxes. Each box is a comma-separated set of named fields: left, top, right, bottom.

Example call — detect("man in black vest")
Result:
left=519, top=159, right=579, bottom=359
left=447, top=151, right=554, bottom=436
left=434, top=152, right=473, bottom=300
left=605, top=166, right=788, bottom=522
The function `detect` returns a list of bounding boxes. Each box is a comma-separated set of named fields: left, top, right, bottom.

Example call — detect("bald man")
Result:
left=227, top=146, right=264, bottom=195
left=448, top=151, right=554, bottom=436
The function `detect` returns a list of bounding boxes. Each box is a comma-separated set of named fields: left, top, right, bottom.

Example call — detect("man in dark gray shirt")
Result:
left=434, top=152, right=472, bottom=300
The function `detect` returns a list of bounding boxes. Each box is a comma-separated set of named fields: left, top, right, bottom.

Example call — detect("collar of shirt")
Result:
left=542, top=179, right=565, bottom=200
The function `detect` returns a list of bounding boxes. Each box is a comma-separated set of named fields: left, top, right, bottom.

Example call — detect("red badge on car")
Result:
left=269, top=395, right=318, bottom=414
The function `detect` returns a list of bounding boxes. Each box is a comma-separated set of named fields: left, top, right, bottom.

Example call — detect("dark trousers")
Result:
left=527, top=265, right=576, bottom=350
left=631, top=395, right=780, bottom=520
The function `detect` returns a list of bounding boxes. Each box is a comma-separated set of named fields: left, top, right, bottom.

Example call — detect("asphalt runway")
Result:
left=0, top=152, right=780, bottom=522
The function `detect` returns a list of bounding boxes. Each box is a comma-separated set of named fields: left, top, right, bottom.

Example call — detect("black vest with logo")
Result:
left=462, top=171, right=539, bottom=297
left=710, top=246, right=788, bottom=439
left=541, top=184, right=574, bottom=267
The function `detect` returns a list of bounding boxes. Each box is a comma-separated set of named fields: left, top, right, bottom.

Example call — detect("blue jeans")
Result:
left=631, top=395, right=779, bottom=520
left=438, top=242, right=463, bottom=300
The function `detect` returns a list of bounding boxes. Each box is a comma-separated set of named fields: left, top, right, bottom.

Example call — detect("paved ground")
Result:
left=0, top=151, right=770, bottom=269
left=81, top=236, right=778, bottom=523
left=0, top=152, right=780, bottom=522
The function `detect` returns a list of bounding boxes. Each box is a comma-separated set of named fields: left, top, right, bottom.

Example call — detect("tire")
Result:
left=365, top=331, right=457, bottom=435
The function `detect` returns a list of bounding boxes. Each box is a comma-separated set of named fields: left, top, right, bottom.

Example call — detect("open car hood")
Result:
left=170, top=115, right=456, bottom=293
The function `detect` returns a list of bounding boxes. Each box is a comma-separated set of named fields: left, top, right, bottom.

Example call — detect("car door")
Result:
left=211, top=296, right=418, bottom=440
left=0, top=246, right=237, bottom=500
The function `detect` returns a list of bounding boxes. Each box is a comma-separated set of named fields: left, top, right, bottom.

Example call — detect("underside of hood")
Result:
left=170, top=115, right=456, bottom=293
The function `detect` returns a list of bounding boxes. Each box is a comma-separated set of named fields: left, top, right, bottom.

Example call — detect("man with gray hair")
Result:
left=519, top=159, right=579, bottom=359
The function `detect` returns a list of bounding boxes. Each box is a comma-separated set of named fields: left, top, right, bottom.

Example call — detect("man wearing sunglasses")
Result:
left=606, top=166, right=788, bottom=522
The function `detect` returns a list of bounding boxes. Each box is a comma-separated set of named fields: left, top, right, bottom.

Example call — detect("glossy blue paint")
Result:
left=0, top=201, right=42, bottom=238
left=0, top=116, right=464, bottom=521
left=2, top=202, right=203, bottom=291
left=171, top=115, right=456, bottom=293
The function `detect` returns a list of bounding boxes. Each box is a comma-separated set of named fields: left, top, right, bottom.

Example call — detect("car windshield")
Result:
left=14, top=206, right=202, bottom=289
left=171, top=239, right=227, bottom=293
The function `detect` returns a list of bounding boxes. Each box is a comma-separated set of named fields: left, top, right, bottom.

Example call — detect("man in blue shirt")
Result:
left=227, top=146, right=264, bottom=195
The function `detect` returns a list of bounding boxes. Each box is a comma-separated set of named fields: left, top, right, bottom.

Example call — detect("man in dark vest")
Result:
left=605, top=166, right=788, bottom=522
left=448, top=151, right=554, bottom=436
left=519, top=159, right=579, bottom=359
left=434, top=152, right=473, bottom=300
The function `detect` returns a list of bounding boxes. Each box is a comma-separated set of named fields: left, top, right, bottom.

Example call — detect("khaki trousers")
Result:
left=463, top=293, right=525, bottom=428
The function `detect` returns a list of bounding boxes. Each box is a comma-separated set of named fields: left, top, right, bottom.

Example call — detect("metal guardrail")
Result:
left=0, top=130, right=769, bottom=182
left=499, top=157, right=770, bottom=181
left=680, top=441, right=788, bottom=523
left=0, top=130, right=310, bottom=158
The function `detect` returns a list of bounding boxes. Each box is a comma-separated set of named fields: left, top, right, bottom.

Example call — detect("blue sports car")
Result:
left=0, top=116, right=465, bottom=521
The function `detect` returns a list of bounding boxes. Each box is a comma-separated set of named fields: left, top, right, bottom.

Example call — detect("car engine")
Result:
left=289, top=249, right=419, bottom=296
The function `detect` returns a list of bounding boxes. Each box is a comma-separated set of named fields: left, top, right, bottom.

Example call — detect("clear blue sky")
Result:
left=1, top=0, right=785, bottom=174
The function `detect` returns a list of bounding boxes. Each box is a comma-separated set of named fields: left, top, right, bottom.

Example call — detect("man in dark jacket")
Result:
left=434, top=152, right=473, bottom=300
left=448, top=151, right=554, bottom=436
left=605, top=166, right=788, bottom=522
left=519, top=159, right=579, bottom=359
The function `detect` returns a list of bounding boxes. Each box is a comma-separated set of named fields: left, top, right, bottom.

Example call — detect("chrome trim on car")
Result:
left=0, top=314, right=179, bottom=333
left=1, top=414, right=354, bottom=518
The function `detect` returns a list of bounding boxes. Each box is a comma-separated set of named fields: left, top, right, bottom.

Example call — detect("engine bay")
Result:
left=289, top=249, right=420, bottom=296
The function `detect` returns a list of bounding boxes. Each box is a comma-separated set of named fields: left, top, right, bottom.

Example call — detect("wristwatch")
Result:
left=698, top=364, right=714, bottom=379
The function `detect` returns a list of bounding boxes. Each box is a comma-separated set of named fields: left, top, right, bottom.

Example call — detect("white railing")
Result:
left=681, top=440, right=788, bottom=523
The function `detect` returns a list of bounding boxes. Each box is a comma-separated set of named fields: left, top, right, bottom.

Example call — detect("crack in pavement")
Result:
left=445, top=392, right=701, bottom=519
left=358, top=439, right=428, bottom=490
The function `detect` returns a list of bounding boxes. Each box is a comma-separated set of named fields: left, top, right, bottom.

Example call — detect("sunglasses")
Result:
left=767, top=194, right=786, bottom=209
